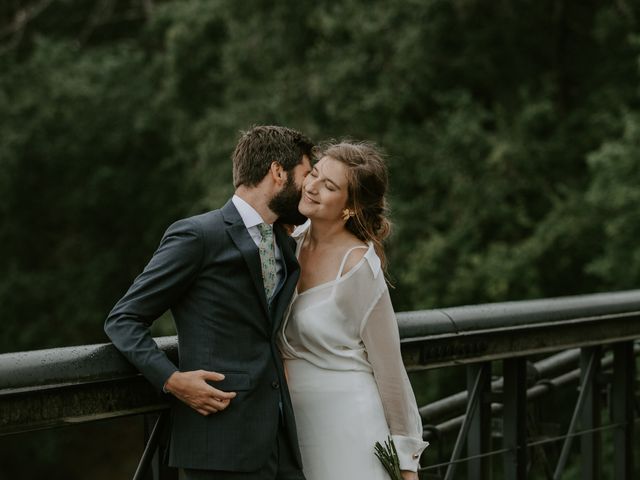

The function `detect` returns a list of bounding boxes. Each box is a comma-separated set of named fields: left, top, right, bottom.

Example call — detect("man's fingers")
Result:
left=200, top=370, right=225, bottom=382
left=209, top=388, right=237, bottom=400
left=192, top=401, right=229, bottom=414
left=194, top=400, right=221, bottom=415
left=171, top=370, right=238, bottom=415
left=199, top=371, right=237, bottom=398
left=202, top=397, right=231, bottom=412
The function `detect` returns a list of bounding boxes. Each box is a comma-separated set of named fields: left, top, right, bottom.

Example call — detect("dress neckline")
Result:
left=296, top=253, right=368, bottom=297
left=294, top=224, right=370, bottom=297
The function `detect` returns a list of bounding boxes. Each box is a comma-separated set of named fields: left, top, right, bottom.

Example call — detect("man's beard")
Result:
left=269, top=175, right=307, bottom=225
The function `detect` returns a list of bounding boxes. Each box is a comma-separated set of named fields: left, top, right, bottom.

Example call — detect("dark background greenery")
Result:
left=1, top=0, right=639, bottom=478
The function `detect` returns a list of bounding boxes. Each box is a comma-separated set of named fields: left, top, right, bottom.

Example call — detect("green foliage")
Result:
left=1, top=1, right=640, bottom=478
left=1, top=0, right=640, bottom=350
left=0, top=34, right=198, bottom=351
left=586, top=112, right=640, bottom=287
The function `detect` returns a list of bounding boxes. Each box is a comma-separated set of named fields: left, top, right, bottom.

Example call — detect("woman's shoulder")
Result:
left=334, top=239, right=386, bottom=315
left=340, top=236, right=381, bottom=279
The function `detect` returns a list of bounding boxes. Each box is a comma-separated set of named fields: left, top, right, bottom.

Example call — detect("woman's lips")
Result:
left=303, top=193, right=319, bottom=204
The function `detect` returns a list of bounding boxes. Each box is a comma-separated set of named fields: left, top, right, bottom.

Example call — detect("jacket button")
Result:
left=271, top=381, right=280, bottom=389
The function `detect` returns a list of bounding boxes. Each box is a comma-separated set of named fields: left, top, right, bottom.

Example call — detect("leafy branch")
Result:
left=374, top=436, right=403, bottom=480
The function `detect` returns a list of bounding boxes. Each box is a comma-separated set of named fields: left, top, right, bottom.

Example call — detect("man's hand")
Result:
left=401, top=471, right=418, bottom=480
left=164, top=370, right=237, bottom=416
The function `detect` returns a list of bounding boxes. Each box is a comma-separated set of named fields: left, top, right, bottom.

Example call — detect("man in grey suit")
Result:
left=105, top=126, right=314, bottom=479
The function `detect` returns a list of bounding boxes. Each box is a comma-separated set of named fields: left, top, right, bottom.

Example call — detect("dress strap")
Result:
left=335, top=245, right=369, bottom=280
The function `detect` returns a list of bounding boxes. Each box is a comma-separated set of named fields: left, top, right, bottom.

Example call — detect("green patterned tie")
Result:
left=257, top=223, right=277, bottom=300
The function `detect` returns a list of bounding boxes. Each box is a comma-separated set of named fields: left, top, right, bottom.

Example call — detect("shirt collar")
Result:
left=232, top=194, right=268, bottom=229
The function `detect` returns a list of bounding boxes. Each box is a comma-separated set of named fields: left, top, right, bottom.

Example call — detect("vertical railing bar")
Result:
left=133, top=410, right=169, bottom=480
left=444, top=364, right=485, bottom=480
left=552, top=350, right=597, bottom=480
left=612, top=341, right=635, bottom=480
left=503, top=357, right=528, bottom=480
left=580, top=346, right=601, bottom=480
left=467, top=363, right=491, bottom=480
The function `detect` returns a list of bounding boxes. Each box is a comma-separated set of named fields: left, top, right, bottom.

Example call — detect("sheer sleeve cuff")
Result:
left=392, top=435, right=429, bottom=472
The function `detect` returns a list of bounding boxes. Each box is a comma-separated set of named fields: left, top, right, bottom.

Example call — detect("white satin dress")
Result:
left=279, top=223, right=428, bottom=480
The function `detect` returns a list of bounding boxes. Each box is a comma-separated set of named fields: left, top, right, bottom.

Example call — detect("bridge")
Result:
left=1, top=290, right=638, bottom=479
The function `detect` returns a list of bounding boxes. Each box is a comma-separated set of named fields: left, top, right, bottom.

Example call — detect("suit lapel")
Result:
left=222, top=200, right=270, bottom=317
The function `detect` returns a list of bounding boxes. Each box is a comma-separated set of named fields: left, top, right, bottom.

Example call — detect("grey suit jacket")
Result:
left=104, top=199, right=302, bottom=471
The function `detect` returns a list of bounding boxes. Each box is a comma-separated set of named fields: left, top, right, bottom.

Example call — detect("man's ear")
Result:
left=270, top=161, right=286, bottom=186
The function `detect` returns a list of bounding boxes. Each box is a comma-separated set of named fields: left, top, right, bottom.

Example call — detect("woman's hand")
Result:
left=401, top=470, right=418, bottom=480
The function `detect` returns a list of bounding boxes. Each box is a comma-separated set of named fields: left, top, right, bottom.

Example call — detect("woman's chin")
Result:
left=298, top=204, right=313, bottom=218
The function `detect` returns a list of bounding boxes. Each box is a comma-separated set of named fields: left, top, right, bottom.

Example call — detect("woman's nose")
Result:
left=304, top=178, right=317, bottom=192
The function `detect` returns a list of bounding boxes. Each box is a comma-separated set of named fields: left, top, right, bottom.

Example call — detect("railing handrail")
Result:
left=1, top=289, right=640, bottom=392
left=1, top=289, right=639, bottom=437
left=396, top=289, right=640, bottom=337
left=0, top=337, right=177, bottom=392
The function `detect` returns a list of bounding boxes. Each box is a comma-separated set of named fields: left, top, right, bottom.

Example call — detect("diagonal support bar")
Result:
left=133, top=410, right=170, bottom=480
left=444, top=363, right=488, bottom=480
left=467, top=363, right=492, bottom=480
left=553, top=348, right=598, bottom=480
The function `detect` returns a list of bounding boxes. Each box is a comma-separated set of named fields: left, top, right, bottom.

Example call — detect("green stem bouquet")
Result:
left=374, top=436, right=403, bottom=480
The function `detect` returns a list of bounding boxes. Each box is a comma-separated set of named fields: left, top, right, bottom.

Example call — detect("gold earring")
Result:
left=342, top=209, right=355, bottom=221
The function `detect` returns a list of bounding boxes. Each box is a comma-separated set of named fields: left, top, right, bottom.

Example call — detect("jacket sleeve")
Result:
left=104, top=218, right=204, bottom=391
left=361, top=288, right=429, bottom=471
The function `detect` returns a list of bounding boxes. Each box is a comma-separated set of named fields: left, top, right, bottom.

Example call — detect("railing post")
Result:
left=138, top=412, right=177, bottom=480
left=612, top=341, right=635, bottom=480
left=580, top=346, right=602, bottom=480
left=466, top=362, right=491, bottom=480
left=444, top=365, right=488, bottom=480
left=502, top=357, right=528, bottom=480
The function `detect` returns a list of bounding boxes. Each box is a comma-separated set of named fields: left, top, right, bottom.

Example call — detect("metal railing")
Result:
left=1, top=290, right=639, bottom=479
left=398, top=289, right=640, bottom=479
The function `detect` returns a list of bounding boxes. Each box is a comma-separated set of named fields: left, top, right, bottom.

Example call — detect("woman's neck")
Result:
left=306, top=219, right=348, bottom=249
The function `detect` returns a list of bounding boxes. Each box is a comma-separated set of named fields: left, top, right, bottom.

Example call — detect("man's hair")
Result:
left=232, top=126, right=315, bottom=188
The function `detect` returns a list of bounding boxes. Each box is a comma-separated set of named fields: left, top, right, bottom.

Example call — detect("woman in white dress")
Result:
left=279, top=142, right=428, bottom=480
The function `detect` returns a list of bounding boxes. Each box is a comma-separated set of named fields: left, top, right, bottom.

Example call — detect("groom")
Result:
left=105, top=126, right=314, bottom=479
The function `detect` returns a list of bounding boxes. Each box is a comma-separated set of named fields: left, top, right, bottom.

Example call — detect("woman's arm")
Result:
left=361, top=288, right=429, bottom=473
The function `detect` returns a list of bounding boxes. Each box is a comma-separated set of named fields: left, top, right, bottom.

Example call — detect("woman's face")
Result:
left=299, top=156, right=350, bottom=222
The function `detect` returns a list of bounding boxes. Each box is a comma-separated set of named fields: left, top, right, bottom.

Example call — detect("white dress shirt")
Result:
left=232, top=195, right=284, bottom=298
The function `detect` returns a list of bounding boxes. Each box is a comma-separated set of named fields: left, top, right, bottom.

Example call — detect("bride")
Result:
left=279, top=142, right=428, bottom=480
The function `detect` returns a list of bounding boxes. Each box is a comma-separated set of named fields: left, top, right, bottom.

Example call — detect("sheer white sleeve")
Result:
left=361, top=288, right=429, bottom=471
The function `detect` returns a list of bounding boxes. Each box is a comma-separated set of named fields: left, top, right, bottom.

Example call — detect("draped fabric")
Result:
left=278, top=222, right=428, bottom=479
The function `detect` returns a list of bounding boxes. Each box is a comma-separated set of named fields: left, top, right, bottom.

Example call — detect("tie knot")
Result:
left=257, top=223, right=273, bottom=241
